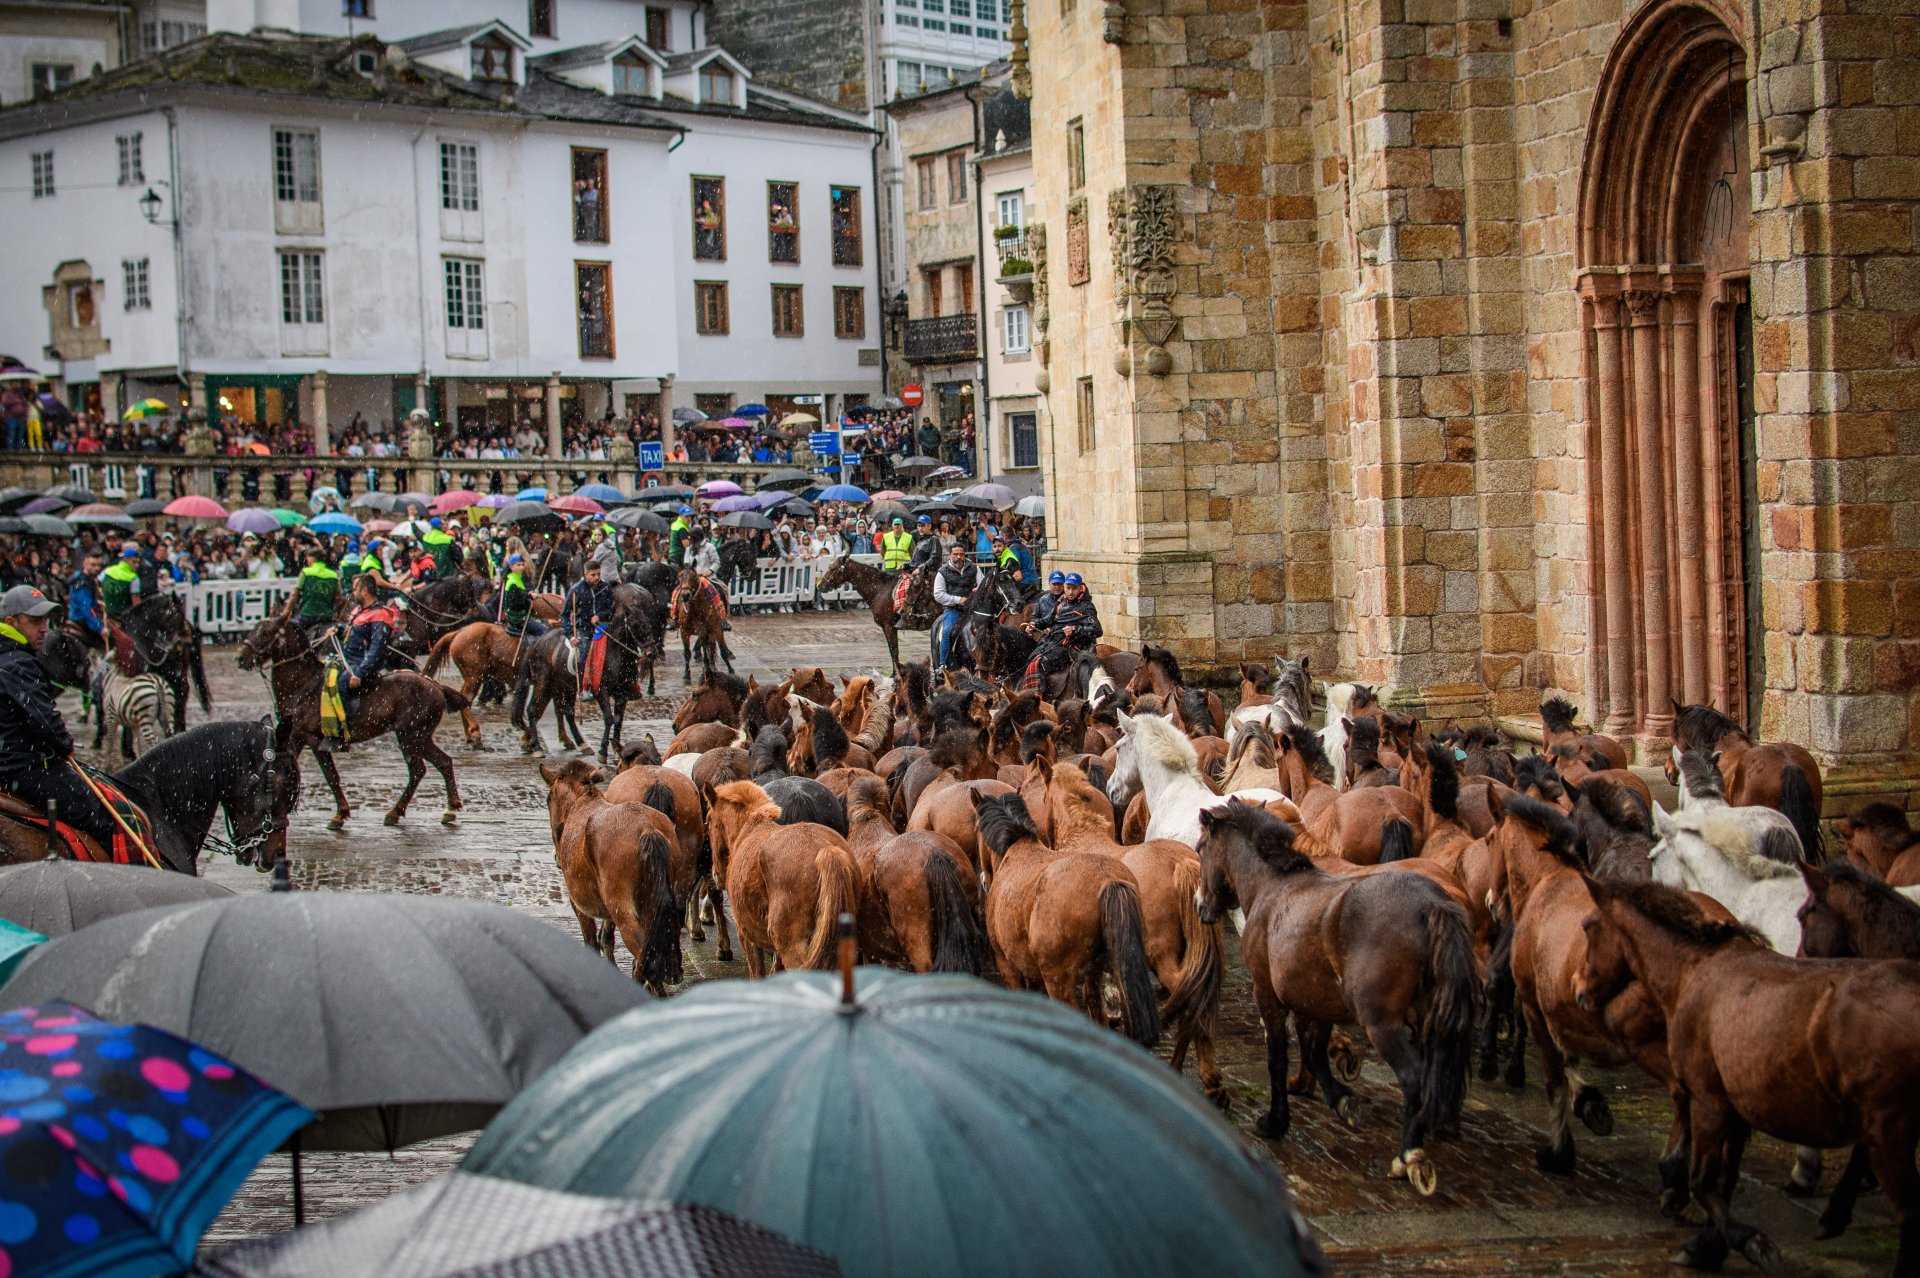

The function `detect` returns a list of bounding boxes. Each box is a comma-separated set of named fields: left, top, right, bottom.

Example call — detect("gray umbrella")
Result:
left=0, top=486, right=37, bottom=512
left=22, top=513, right=73, bottom=537
left=671, top=406, right=708, bottom=424
left=1013, top=495, right=1047, bottom=518
left=757, top=468, right=813, bottom=491
left=0, top=860, right=232, bottom=937
left=605, top=506, right=670, bottom=534
left=1, top=892, right=647, bottom=1151
left=351, top=491, right=400, bottom=512
left=893, top=455, right=942, bottom=473
left=719, top=511, right=775, bottom=530
left=193, top=1174, right=840, bottom=1278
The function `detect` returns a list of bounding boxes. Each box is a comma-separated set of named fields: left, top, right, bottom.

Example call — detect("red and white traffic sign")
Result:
left=900, top=383, right=924, bottom=407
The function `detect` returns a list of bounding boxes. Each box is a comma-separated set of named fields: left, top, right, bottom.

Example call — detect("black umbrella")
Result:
left=0, top=486, right=36, bottom=512
left=775, top=498, right=815, bottom=518
left=913, top=500, right=962, bottom=517
left=719, top=511, right=775, bottom=531
left=192, top=1174, right=841, bottom=1278
left=0, top=860, right=232, bottom=937
left=1, top=893, right=646, bottom=1152
left=757, top=469, right=813, bottom=491
left=22, top=513, right=73, bottom=537
left=952, top=494, right=997, bottom=512
left=670, top=406, right=708, bottom=424
left=605, top=507, right=670, bottom=534
left=126, top=497, right=170, bottom=518
left=47, top=483, right=97, bottom=505
left=493, top=500, right=565, bottom=533
left=639, top=485, right=696, bottom=504
left=0, top=516, right=27, bottom=535
left=893, top=456, right=943, bottom=474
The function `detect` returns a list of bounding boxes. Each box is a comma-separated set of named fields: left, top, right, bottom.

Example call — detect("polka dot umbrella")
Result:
left=0, top=1000, right=311, bottom=1278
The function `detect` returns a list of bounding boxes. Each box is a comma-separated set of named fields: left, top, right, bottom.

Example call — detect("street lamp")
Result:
left=139, top=185, right=174, bottom=226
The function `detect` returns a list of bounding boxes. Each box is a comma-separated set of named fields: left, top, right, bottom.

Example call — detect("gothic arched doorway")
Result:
left=1576, top=0, right=1754, bottom=740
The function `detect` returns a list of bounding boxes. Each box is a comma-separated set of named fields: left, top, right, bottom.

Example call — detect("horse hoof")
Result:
left=1204, top=1084, right=1231, bottom=1112
left=1671, top=1249, right=1725, bottom=1273
left=1534, top=1141, right=1576, bottom=1177
left=327, top=816, right=347, bottom=832
left=1780, top=1177, right=1818, bottom=1199
left=383, top=813, right=401, bottom=827
left=1336, top=1094, right=1362, bottom=1130
left=1476, top=1055, right=1498, bottom=1083
left=1574, top=1088, right=1614, bottom=1136
left=1286, top=1070, right=1315, bottom=1097
left=1815, top=1214, right=1851, bottom=1242
left=1659, top=1187, right=1690, bottom=1219
left=1401, top=1150, right=1438, bottom=1197
left=441, top=811, right=457, bottom=825
left=1331, top=1046, right=1361, bottom=1084
left=1252, top=1110, right=1289, bottom=1142
left=1739, top=1235, right=1782, bottom=1275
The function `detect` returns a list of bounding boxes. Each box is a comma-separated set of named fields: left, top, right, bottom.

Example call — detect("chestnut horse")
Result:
left=1539, top=697, right=1627, bottom=772
left=673, top=567, right=734, bottom=681
left=1128, top=646, right=1226, bottom=743
left=673, top=671, right=750, bottom=732
left=424, top=621, right=520, bottom=748
left=1196, top=799, right=1476, bottom=1196
left=971, top=790, right=1161, bottom=1046
left=843, top=774, right=989, bottom=974
left=816, top=555, right=935, bottom=668
left=605, top=760, right=723, bottom=957
left=1833, top=802, right=1920, bottom=887
left=540, top=759, right=683, bottom=994
left=1669, top=702, right=1824, bottom=862
left=704, top=778, right=858, bottom=977
left=1273, top=724, right=1421, bottom=865
left=1046, top=762, right=1226, bottom=1105
left=1797, top=859, right=1920, bottom=961
left=1579, top=877, right=1920, bottom=1275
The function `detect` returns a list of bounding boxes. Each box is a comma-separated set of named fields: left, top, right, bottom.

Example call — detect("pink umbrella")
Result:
left=548, top=494, right=606, bottom=516
left=364, top=519, right=397, bottom=534
left=431, top=489, right=482, bottom=514
left=698, top=480, right=743, bottom=497
left=870, top=490, right=906, bottom=501
left=720, top=417, right=753, bottom=432
left=163, top=495, right=227, bottom=519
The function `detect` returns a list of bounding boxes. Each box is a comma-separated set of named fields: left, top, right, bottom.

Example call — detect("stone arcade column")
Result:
left=658, top=374, right=676, bottom=459
left=310, top=370, right=330, bottom=459
left=1667, top=270, right=1709, bottom=708
left=1626, top=280, right=1674, bottom=740
left=544, top=373, right=563, bottom=461
left=1587, top=279, right=1638, bottom=737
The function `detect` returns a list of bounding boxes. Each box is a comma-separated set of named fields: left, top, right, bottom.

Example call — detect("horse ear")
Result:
left=1798, top=858, right=1828, bottom=889
left=968, top=788, right=991, bottom=812
left=1300, top=654, right=1310, bottom=674
left=1581, top=873, right=1611, bottom=908
left=1485, top=785, right=1505, bottom=823
left=1671, top=697, right=1684, bottom=714
left=1341, top=717, right=1355, bottom=734
left=1116, top=710, right=1132, bottom=731
left=538, top=762, right=561, bottom=787
left=1651, top=801, right=1675, bottom=837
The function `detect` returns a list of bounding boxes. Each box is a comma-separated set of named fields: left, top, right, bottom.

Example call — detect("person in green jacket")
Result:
left=500, top=554, right=547, bottom=638
left=98, top=546, right=143, bottom=620
left=668, top=507, right=692, bottom=566
left=423, top=519, right=458, bottom=579
left=295, top=546, right=340, bottom=636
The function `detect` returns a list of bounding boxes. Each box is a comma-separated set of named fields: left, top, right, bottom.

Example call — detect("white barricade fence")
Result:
left=176, top=577, right=301, bottom=636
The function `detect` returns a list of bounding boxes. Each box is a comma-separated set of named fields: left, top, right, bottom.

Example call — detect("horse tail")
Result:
left=1415, top=899, right=1479, bottom=1138
left=925, top=851, right=988, bottom=976
left=424, top=628, right=459, bottom=678
left=507, top=676, right=529, bottom=729
left=438, top=685, right=471, bottom=713
left=802, top=845, right=859, bottom=971
left=640, top=780, right=676, bottom=821
left=1378, top=817, right=1416, bottom=864
left=635, top=830, right=684, bottom=990
left=1778, top=764, right=1823, bottom=862
left=188, top=631, right=211, bottom=713
left=1099, top=880, right=1163, bottom=1047
left=1159, top=856, right=1223, bottom=1034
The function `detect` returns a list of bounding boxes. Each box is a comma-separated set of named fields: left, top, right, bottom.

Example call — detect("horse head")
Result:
left=1194, top=798, right=1293, bottom=924
left=35, top=626, right=93, bottom=690
left=818, top=556, right=852, bottom=592
left=231, top=723, right=299, bottom=869
left=236, top=608, right=307, bottom=671
left=1105, top=713, right=1143, bottom=807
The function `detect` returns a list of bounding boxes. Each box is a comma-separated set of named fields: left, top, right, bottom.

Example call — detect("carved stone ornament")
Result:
left=1107, top=188, right=1131, bottom=308
left=1029, top=221, right=1049, bottom=368
left=1065, top=199, right=1090, bottom=288
left=1121, top=184, right=1179, bottom=373
left=1102, top=0, right=1126, bottom=43
left=1009, top=0, right=1031, bottom=99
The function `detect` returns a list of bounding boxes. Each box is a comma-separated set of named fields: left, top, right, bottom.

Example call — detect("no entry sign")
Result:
left=900, top=383, right=924, bottom=407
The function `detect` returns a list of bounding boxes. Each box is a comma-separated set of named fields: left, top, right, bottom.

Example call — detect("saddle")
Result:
left=107, top=624, right=144, bottom=678
left=0, top=776, right=157, bottom=867
left=670, top=578, right=728, bottom=625
left=579, top=630, right=610, bottom=695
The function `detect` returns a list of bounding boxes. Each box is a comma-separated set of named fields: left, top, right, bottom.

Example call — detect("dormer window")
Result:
left=613, top=52, right=650, bottom=96
left=699, top=63, right=734, bottom=105
left=471, top=33, right=515, bottom=81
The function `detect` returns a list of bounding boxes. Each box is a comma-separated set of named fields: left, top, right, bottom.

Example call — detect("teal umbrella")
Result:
left=0, top=916, right=43, bottom=983
left=464, top=970, right=1320, bottom=1278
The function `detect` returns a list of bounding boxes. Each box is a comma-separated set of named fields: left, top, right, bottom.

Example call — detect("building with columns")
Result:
left=1019, top=0, right=1920, bottom=800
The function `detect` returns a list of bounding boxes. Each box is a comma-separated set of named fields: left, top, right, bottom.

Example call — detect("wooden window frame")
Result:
left=830, top=185, right=863, bottom=267
left=767, top=180, right=800, bottom=264
left=1076, top=376, right=1094, bottom=452
left=771, top=283, right=805, bottom=338
left=691, top=175, right=726, bottom=261
left=946, top=150, right=969, bottom=205
left=575, top=261, right=615, bottom=359
left=694, top=280, right=730, bottom=335
left=571, top=147, right=609, bottom=244
left=833, top=286, right=865, bottom=339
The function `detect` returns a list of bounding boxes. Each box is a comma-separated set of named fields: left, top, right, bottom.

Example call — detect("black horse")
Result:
left=620, top=561, right=675, bottom=658
left=950, top=565, right=1031, bottom=677
left=117, top=594, right=210, bottom=733
left=587, top=584, right=663, bottom=761
left=716, top=538, right=759, bottom=596
left=0, top=718, right=297, bottom=874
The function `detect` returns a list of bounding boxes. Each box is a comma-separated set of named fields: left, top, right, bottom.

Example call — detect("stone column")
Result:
left=310, top=370, right=330, bottom=459
left=188, top=371, right=208, bottom=422
left=609, top=435, right=637, bottom=498
left=183, top=417, right=215, bottom=497
left=99, top=373, right=122, bottom=424
left=1667, top=271, right=1708, bottom=707
left=545, top=372, right=564, bottom=462
left=1590, top=282, right=1637, bottom=736
left=1627, top=281, right=1673, bottom=738
left=414, top=373, right=430, bottom=422
left=659, top=374, right=676, bottom=458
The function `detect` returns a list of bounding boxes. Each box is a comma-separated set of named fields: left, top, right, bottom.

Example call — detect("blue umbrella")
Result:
left=0, top=1000, right=311, bottom=1278
left=575, top=483, right=624, bottom=504
left=818, top=484, right=868, bottom=503
left=515, top=487, right=547, bottom=502
left=0, top=918, right=44, bottom=985
left=733, top=403, right=770, bottom=417
left=307, top=512, right=362, bottom=536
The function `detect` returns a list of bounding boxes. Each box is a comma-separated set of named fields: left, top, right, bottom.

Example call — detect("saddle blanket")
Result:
left=580, top=631, right=610, bottom=696
left=891, top=571, right=915, bottom=614
left=7, top=768, right=156, bottom=866
left=321, top=661, right=351, bottom=744
left=107, top=625, right=142, bottom=678
left=1017, top=654, right=1046, bottom=695
left=670, top=578, right=728, bottom=625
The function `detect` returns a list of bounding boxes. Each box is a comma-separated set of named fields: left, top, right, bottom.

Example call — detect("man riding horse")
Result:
left=0, top=585, right=117, bottom=852
left=319, top=574, right=399, bottom=753
left=1023, top=572, right=1102, bottom=692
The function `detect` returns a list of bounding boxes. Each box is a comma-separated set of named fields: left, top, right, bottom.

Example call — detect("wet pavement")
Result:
left=63, top=611, right=1900, bottom=1272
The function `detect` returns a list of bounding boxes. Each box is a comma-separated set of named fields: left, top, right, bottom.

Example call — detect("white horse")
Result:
left=1648, top=750, right=1807, bottom=953
left=1319, top=682, right=1361, bottom=787
left=1107, top=710, right=1291, bottom=847
left=1225, top=655, right=1315, bottom=748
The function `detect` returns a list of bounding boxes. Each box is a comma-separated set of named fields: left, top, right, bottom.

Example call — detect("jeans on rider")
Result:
left=938, top=607, right=964, bottom=669
left=521, top=619, right=550, bottom=639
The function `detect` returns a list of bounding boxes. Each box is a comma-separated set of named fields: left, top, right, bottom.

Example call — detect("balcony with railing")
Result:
left=994, top=228, right=1034, bottom=301
left=903, top=313, right=980, bottom=364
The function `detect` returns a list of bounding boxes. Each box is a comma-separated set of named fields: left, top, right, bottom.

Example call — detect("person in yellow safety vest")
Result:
left=881, top=517, right=915, bottom=571
left=98, top=546, right=143, bottom=620
left=295, top=547, right=340, bottom=637
left=422, top=519, right=458, bottom=578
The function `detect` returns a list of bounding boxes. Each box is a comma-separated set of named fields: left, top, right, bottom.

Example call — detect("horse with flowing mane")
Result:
left=815, top=555, right=936, bottom=669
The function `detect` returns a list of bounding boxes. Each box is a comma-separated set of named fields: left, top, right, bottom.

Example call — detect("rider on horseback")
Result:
left=0, top=585, right=117, bottom=852
left=933, top=542, right=978, bottom=672
left=295, top=545, right=340, bottom=639
left=67, top=553, right=105, bottom=652
left=323, top=574, right=399, bottom=752
left=99, top=546, right=143, bottom=620
left=1030, top=572, right=1101, bottom=679
left=502, top=554, right=548, bottom=639
left=561, top=558, right=613, bottom=674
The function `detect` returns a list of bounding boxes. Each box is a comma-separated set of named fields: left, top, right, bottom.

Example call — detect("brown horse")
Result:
left=1670, top=702, right=1824, bottom=861
left=1128, top=646, right=1226, bottom=743
left=1579, top=877, right=1920, bottom=1274
left=1539, top=697, right=1628, bottom=772
left=673, top=671, right=751, bottom=731
left=672, top=567, right=734, bottom=681
left=1833, top=802, right=1920, bottom=887
left=424, top=621, right=521, bottom=747
left=1397, top=742, right=1501, bottom=949
left=705, top=778, right=858, bottom=977
left=843, top=774, right=989, bottom=974
left=1547, top=744, right=1653, bottom=809
left=1796, top=858, right=1920, bottom=961
left=508, top=629, right=588, bottom=755
left=1274, top=724, right=1423, bottom=865
left=667, top=721, right=744, bottom=759
left=785, top=666, right=834, bottom=707
left=605, top=760, right=720, bottom=955
left=236, top=604, right=465, bottom=830
left=1196, top=799, right=1477, bottom=1196
left=541, top=759, right=683, bottom=994
left=909, top=778, right=1014, bottom=879
left=816, top=555, right=936, bottom=668
left=1047, top=762, right=1225, bottom=1104
left=971, top=791, right=1161, bottom=1045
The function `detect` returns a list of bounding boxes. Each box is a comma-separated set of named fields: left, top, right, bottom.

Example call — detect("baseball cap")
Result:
left=679, top=506, right=693, bottom=515
left=1048, top=570, right=1065, bottom=584
left=120, top=546, right=141, bottom=558
left=1065, top=573, right=1084, bottom=586
left=892, top=516, right=904, bottom=525
left=0, top=585, right=55, bottom=618
left=917, top=515, right=931, bottom=524
left=429, top=517, right=443, bottom=528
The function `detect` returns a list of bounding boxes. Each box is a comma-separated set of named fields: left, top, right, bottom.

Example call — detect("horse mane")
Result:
left=749, top=724, right=790, bottom=780
left=711, top=777, right=780, bottom=822
left=1817, top=861, right=1920, bottom=949
left=845, top=773, right=891, bottom=822
left=896, top=661, right=933, bottom=713
left=1419, top=740, right=1460, bottom=822
left=1606, top=878, right=1766, bottom=949
left=809, top=703, right=850, bottom=768
left=1020, top=719, right=1056, bottom=763
left=1676, top=750, right=1726, bottom=803
left=1049, top=763, right=1112, bottom=834
left=1502, top=794, right=1584, bottom=869
left=1349, top=684, right=1378, bottom=710
left=1128, top=712, right=1200, bottom=774
left=1143, top=644, right=1185, bottom=686
left=1271, top=657, right=1312, bottom=720
left=1281, top=723, right=1336, bottom=785
left=1851, top=801, right=1920, bottom=852
left=1240, top=662, right=1273, bottom=692
left=1346, top=715, right=1382, bottom=760
left=1205, top=799, right=1313, bottom=875
left=1705, top=824, right=1802, bottom=879
left=1227, top=721, right=1276, bottom=771
left=1574, top=775, right=1651, bottom=835
left=1176, top=687, right=1217, bottom=737
left=854, top=677, right=894, bottom=754
left=1539, top=697, right=1584, bottom=734
left=974, top=790, right=1042, bottom=857
left=1673, top=702, right=1750, bottom=748
left=703, top=670, right=750, bottom=705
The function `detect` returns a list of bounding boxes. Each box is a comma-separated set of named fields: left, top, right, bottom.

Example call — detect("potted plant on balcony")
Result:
left=994, top=223, right=1022, bottom=241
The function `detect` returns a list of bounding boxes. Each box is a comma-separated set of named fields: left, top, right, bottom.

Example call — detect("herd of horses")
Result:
left=539, top=644, right=1920, bottom=1275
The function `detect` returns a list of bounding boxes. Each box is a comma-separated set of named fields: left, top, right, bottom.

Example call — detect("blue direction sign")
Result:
left=809, top=431, right=840, bottom=455
left=638, top=440, right=663, bottom=470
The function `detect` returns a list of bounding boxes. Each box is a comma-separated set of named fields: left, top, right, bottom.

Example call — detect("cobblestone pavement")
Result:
left=66, top=611, right=1896, bottom=1271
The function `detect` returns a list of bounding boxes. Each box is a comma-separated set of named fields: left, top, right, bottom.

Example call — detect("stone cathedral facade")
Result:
left=1019, top=0, right=1920, bottom=798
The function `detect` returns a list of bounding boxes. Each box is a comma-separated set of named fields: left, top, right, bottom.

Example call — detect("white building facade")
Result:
left=977, top=130, right=1039, bottom=480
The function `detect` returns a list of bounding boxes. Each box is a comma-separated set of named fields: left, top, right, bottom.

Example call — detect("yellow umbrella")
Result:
left=782, top=412, right=820, bottom=426
left=122, top=398, right=172, bottom=421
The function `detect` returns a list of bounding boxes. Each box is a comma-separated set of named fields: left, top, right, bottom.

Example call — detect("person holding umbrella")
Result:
left=0, top=584, right=117, bottom=852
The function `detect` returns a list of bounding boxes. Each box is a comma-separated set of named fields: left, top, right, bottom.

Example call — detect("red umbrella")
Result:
left=548, top=494, right=606, bottom=516
left=431, top=489, right=482, bottom=515
left=163, top=495, right=227, bottom=519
